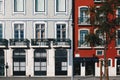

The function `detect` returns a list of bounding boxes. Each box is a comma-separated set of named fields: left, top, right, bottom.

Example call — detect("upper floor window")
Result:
left=0, top=24, right=3, bottom=39
left=78, top=7, right=90, bottom=25
left=56, top=23, right=66, bottom=39
left=35, top=0, right=45, bottom=13
left=14, top=0, right=25, bottom=12
left=0, top=0, right=4, bottom=13
left=116, top=30, right=120, bottom=47
left=95, top=30, right=104, bottom=46
left=55, top=0, right=66, bottom=13
left=14, top=23, right=24, bottom=39
left=34, top=22, right=47, bottom=39
left=79, top=30, right=89, bottom=47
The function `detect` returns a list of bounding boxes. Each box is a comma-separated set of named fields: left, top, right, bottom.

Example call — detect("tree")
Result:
left=85, top=0, right=120, bottom=80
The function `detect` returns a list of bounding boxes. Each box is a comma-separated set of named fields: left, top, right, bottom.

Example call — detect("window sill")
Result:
left=78, top=47, right=92, bottom=49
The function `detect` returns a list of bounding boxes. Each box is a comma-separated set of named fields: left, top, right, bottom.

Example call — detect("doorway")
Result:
left=85, top=61, right=95, bottom=76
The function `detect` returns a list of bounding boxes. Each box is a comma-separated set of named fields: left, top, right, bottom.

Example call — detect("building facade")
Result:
left=0, top=0, right=72, bottom=78
left=73, top=0, right=120, bottom=77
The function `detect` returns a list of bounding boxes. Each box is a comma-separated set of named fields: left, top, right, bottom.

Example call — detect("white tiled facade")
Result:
left=0, top=0, right=72, bottom=77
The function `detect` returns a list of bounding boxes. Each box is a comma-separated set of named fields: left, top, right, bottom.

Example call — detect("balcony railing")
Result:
left=78, top=40, right=90, bottom=48
left=31, top=39, right=50, bottom=48
left=0, top=39, right=8, bottom=48
left=78, top=17, right=90, bottom=25
left=9, top=39, right=29, bottom=48
left=53, top=39, right=71, bottom=48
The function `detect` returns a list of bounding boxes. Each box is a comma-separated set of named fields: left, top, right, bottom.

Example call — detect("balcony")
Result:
left=78, top=17, right=90, bottom=25
left=0, top=39, right=8, bottom=48
left=31, top=39, right=50, bottom=48
left=9, top=39, right=29, bottom=48
left=53, top=39, right=71, bottom=48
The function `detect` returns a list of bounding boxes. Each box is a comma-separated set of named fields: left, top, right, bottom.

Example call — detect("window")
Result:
left=79, top=7, right=89, bottom=24
left=108, top=59, right=111, bottom=66
left=35, top=23, right=45, bottom=39
left=34, top=49, right=47, bottom=76
left=13, top=49, right=26, bottom=76
left=55, top=49, right=67, bottom=75
left=14, top=23, right=24, bottom=39
left=0, top=50, right=4, bottom=76
left=0, top=0, right=4, bottom=13
left=96, top=50, right=103, bottom=55
left=35, top=0, right=45, bottom=12
left=56, top=0, right=66, bottom=12
left=116, top=30, right=120, bottom=47
left=79, top=30, right=88, bottom=47
left=0, top=24, right=3, bottom=39
left=117, top=50, right=120, bottom=55
left=95, top=30, right=104, bottom=46
left=56, top=23, right=66, bottom=39
left=14, top=0, right=24, bottom=12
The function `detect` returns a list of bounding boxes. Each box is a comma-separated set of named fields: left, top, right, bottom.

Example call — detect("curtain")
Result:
left=36, top=0, right=45, bottom=12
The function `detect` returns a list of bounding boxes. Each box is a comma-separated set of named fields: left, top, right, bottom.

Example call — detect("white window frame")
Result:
left=12, top=22, right=26, bottom=39
left=78, top=6, right=90, bottom=25
left=54, top=22, right=68, bottom=39
left=0, top=22, right=4, bottom=39
left=34, top=0, right=47, bottom=15
left=117, top=50, right=120, bottom=55
left=94, top=0, right=102, bottom=2
left=0, top=0, right=4, bottom=14
left=78, top=29, right=90, bottom=48
left=33, top=22, right=47, bottom=39
left=108, top=58, right=112, bottom=67
left=13, top=0, right=26, bottom=14
left=96, top=50, right=103, bottom=56
left=55, top=0, right=67, bottom=15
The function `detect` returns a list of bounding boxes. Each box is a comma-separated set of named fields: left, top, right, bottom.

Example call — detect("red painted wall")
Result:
left=73, top=0, right=118, bottom=66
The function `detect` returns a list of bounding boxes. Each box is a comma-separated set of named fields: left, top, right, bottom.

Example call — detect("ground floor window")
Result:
left=34, top=49, right=47, bottom=76
left=55, top=49, right=67, bottom=75
left=0, top=50, right=4, bottom=76
left=117, top=59, right=120, bottom=75
left=13, top=49, right=26, bottom=76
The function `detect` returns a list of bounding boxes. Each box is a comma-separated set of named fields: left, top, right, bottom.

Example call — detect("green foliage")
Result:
left=86, top=0, right=119, bottom=46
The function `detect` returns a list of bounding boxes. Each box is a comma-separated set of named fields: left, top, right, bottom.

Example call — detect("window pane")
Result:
left=41, top=67, right=46, bottom=71
left=35, top=24, right=45, bottom=39
left=14, top=67, right=19, bottom=71
left=14, top=0, right=24, bottom=12
left=20, top=62, right=25, bottom=66
left=41, top=62, right=46, bottom=66
left=35, top=67, right=40, bottom=71
left=56, top=0, right=66, bottom=12
left=0, top=24, right=2, bottom=39
left=14, top=62, right=19, bottom=66
left=20, top=67, right=25, bottom=71
left=0, top=1, right=2, bottom=12
left=35, top=0, right=45, bottom=12
left=35, top=62, right=40, bottom=66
